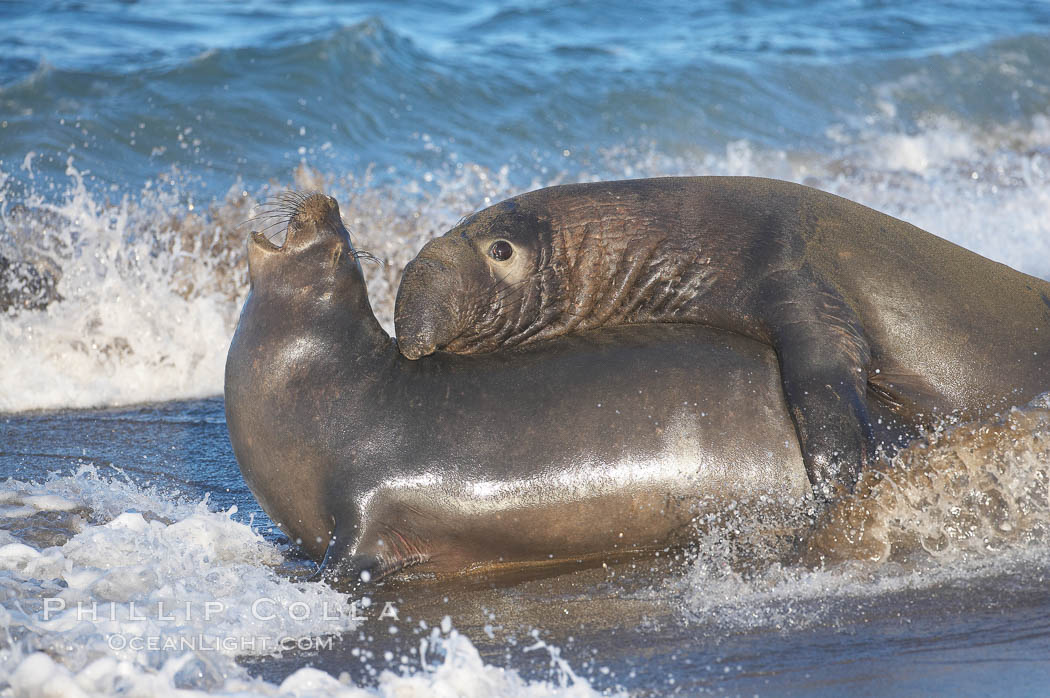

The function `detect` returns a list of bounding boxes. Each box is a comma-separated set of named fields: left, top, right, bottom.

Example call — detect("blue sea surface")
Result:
left=2, top=1, right=1050, bottom=192
left=1, top=1, right=1050, bottom=696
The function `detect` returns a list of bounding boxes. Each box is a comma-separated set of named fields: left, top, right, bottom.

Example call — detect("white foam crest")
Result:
left=269, top=629, right=606, bottom=698
left=0, top=471, right=357, bottom=682
left=673, top=545, right=1049, bottom=634
left=0, top=467, right=606, bottom=697
left=822, top=114, right=1050, bottom=280
left=4, top=630, right=607, bottom=698
left=674, top=508, right=1050, bottom=632
left=0, top=160, right=249, bottom=412
left=2, top=462, right=199, bottom=524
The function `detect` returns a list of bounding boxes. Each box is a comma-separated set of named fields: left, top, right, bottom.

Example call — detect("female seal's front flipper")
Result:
left=309, top=536, right=384, bottom=587
left=306, top=516, right=386, bottom=587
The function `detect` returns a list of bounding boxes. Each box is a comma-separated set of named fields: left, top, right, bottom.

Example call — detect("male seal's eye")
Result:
left=489, top=240, right=513, bottom=261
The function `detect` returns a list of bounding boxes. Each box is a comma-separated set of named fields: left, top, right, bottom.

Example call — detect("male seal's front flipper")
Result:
left=779, top=354, right=872, bottom=499
left=764, top=274, right=873, bottom=499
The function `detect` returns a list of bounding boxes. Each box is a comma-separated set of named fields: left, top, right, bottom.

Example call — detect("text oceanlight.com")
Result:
left=107, top=634, right=336, bottom=652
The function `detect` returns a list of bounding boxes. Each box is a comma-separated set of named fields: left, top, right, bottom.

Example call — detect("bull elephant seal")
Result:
left=223, top=192, right=860, bottom=583
left=394, top=177, right=1050, bottom=497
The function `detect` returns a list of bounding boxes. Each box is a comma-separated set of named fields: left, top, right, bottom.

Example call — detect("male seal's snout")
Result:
left=395, top=255, right=464, bottom=360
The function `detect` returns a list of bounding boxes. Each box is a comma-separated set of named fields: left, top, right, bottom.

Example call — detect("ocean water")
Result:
left=2, top=1, right=1050, bottom=695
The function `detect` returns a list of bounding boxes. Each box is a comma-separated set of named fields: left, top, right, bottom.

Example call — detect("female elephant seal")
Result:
left=394, top=176, right=1050, bottom=498
left=224, top=193, right=840, bottom=584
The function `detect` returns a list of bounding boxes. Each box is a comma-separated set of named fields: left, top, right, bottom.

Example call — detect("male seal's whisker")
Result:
left=490, top=277, right=529, bottom=309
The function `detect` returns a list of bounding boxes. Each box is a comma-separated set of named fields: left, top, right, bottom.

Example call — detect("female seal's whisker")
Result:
left=240, top=210, right=289, bottom=228
left=268, top=191, right=308, bottom=218
left=280, top=190, right=321, bottom=211
left=350, top=245, right=384, bottom=266
left=242, top=190, right=319, bottom=243
left=252, top=202, right=292, bottom=214
left=248, top=191, right=383, bottom=258
left=274, top=189, right=308, bottom=205
left=255, top=217, right=291, bottom=235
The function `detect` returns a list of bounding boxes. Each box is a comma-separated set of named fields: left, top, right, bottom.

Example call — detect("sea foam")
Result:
left=0, top=466, right=607, bottom=697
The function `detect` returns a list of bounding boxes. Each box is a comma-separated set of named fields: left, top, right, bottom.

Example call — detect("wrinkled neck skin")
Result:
left=442, top=187, right=762, bottom=355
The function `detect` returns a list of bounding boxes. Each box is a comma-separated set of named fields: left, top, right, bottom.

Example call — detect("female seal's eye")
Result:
left=489, top=240, right=513, bottom=261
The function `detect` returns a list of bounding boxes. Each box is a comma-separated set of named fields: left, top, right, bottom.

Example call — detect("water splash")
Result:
left=809, top=399, right=1050, bottom=564
left=0, top=465, right=607, bottom=697
left=672, top=399, right=1050, bottom=631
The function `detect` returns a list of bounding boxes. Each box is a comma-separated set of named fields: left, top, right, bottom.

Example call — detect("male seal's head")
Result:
left=394, top=200, right=553, bottom=359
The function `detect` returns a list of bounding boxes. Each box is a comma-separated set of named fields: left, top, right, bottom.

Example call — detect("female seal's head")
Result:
left=247, top=192, right=375, bottom=298
left=394, top=200, right=547, bottom=359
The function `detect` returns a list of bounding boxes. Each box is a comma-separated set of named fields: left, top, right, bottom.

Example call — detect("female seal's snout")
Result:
left=283, top=193, right=345, bottom=249
left=294, top=193, right=340, bottom=227
left=247, top=229, right=281, bottom=279
left=247, top=192, right=360, bottom=284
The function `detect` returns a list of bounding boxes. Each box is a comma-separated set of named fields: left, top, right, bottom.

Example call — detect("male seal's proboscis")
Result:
left=394, top=177, right=1050, bottom=497
left=223, top=193, right=880, bottom=584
